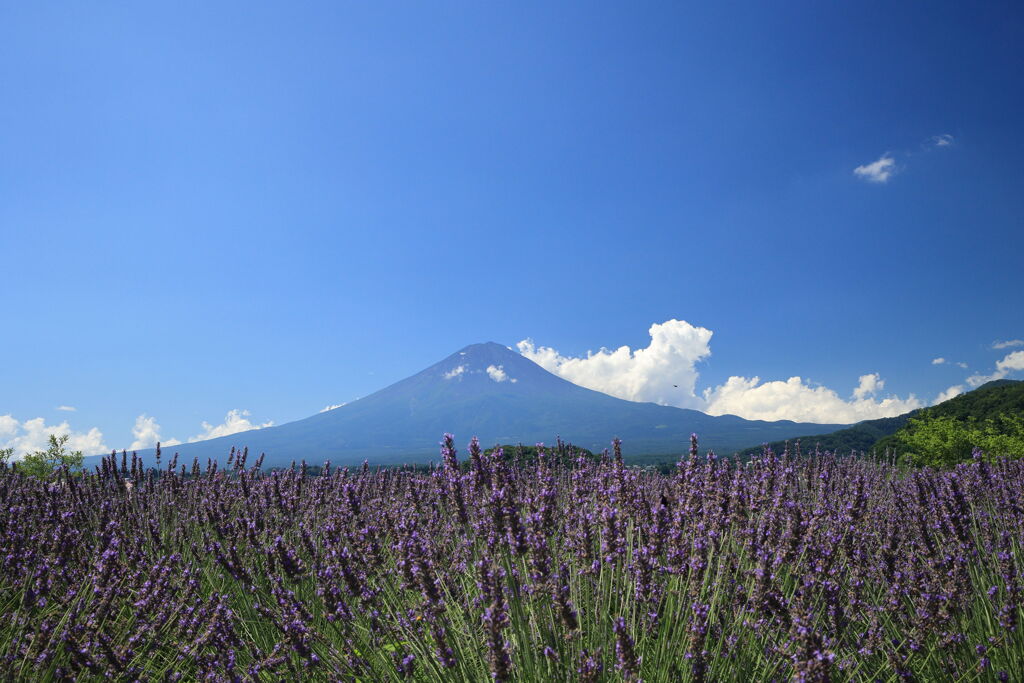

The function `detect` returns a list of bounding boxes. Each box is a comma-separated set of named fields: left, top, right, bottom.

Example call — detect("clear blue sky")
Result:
left=2, top=2, right=1022, bottom=453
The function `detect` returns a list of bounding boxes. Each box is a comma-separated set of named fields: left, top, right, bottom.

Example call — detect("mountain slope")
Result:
left=100, top=343, right=847, bottom=467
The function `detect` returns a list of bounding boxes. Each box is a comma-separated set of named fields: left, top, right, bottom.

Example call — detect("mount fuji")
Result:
left=102, top=342, right=846, bottom=468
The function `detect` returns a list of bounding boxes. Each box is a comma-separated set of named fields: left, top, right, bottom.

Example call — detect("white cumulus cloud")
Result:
left=130, top=414, right=161, bottom=450
left=0, top=415, right=19, bottom=438
left=852, top=373, right=884, bottom=400
left=320, top=403, right=347, bottom=413
left=0, top=415, right=108, bottom=459
left=128, top=414, right=181, bottom=450
left=854, top=154, right=896, bottom=183
left=443, top=365, right=467, bottom=380
left=702, top=376, right=922, bottom=423
left=187, top=409, right=273, bottom=443
left=998, top=350, right=1024, bottom=373
left=932, top=357, right=946, bottom=365
left=518, top=319, right=713, bottom=409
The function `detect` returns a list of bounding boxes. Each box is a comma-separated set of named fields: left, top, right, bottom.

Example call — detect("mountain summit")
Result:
left=110, top=343, right=846, bottom=467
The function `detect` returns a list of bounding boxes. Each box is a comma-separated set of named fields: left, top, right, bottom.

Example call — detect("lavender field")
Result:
left=2, top=436, right=1022, bottom=681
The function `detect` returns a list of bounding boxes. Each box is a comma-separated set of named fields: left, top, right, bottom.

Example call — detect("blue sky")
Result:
left=2, top=2, right=1022, bottom=455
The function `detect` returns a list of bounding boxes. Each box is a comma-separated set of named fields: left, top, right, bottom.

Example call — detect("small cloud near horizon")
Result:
left=853, top=154, right=896, bottom=183
left=57, top=405, right=77, bottom=412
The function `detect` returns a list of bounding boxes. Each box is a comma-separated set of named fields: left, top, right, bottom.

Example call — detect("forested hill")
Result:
left=735, top=379, right=1023, bottom=458
left=912, top=379, right=1024, bottom=420
left=872, top=379, right=1024, bottom=463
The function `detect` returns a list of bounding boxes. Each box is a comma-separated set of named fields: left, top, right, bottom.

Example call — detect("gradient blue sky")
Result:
left=2, top=2, right=1022, bottom=454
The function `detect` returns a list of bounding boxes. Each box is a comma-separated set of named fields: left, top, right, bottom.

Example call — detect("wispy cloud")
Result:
left=932, top=357, right=967, bottom=368
left=56, top=405, right=77, bottom=412
left=319, top=403, right=347, bottom=413
left=856, top=135, right=954, bottom=184
left=853, top=154, right=896, bottom=183
left=993, top=339, right=1024, bottom=350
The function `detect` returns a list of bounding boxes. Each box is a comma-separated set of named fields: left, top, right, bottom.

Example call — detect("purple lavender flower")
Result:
left=577, top=649, right=603, bottom=683
left=613, top=617, right=642, bottom=682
